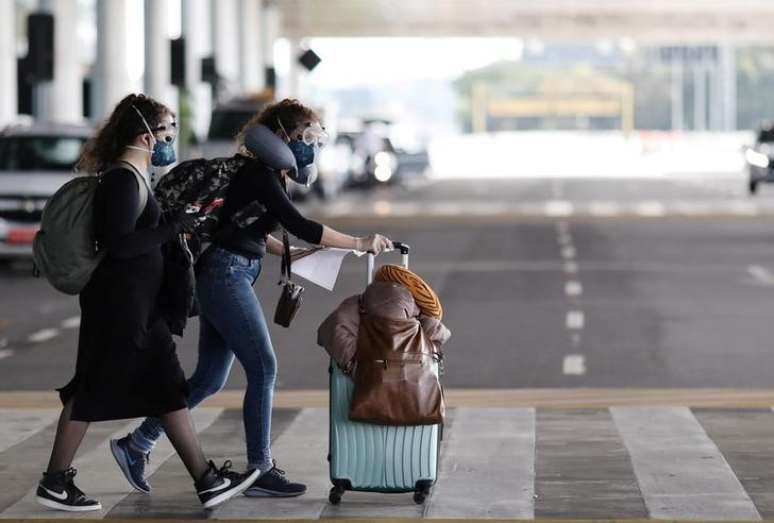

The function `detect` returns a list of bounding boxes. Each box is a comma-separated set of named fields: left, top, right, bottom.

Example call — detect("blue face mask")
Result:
left=278, top=119, right=320, bottom=186
left=131, top=105, right=177, bottom=167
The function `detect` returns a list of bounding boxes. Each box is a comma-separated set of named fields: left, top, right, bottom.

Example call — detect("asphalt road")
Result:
left=3, top=175, right=774, bottom=391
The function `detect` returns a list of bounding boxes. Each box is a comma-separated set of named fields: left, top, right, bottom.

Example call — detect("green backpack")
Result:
left=33, top=163, right=148, bottom=295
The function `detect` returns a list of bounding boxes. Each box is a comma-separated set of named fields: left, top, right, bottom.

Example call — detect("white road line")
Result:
left=563, top=354, right=586, bottom=375
left=426, top=408, right=536, bottom=518
left=60, top=316, right=80, bottom=329
left=635, top=201, right=666, bottom=217
left=545, top=200, right=574, bottom=217
left=565, top=280, right=583, bottom=297
left=563, top=261, right=579, bottom=274
left=0, top=408, right=60, bottom=453
left=561, top=246, right=577, bottom=259
left=27, top=329, right=59, bottom=344
left=0, top=349, right=14, bottom=360
left=589, top=201, right=621, bottom=217
left=611, top=407, right=760, bottom=520
left=566, top=310, right=585, bottom=330
left=748, top=265, right=774, bottom=286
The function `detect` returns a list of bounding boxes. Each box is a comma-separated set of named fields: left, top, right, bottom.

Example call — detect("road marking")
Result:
left=0, top=349, right=14, bottom=360
left=27, top=329, right=59, bottom=344
left=565, top=280, right=583, bottom=296
left=426, top=408, right=536, bottom=518
left=545, top=200, right=574, bottom=217
left=589, top=201, right=621, bottom=216
left=563, top=261, right=579, bottom=274
left=747, top=265, right=774, bottom=286
left=611, top=407, right=760, bottom=520
left=566, top=310, right=585, bottom=330
left=634, top=201, right=666, bottom=217
left=563, top=354, right=586, bottom=375
left=60, top=316, right=80, bottom=329
left=561, top=246, right=577, bottom=259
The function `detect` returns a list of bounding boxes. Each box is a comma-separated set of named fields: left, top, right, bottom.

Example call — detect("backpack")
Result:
left=154, top=155, right=266, bottom=244
left=33, top=164, right=148, bottom=295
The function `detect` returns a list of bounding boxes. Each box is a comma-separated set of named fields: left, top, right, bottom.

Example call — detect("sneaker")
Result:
left=196, top=460, right=260, bottom=510
left=35, top=468, right=102, bottom=512
left=243, top=461, right=307, bottom=498
left=110, top=435, right=151, bottom=493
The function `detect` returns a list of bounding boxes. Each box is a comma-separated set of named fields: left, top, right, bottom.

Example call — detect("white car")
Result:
left=0, top=123, right=91, bottom=259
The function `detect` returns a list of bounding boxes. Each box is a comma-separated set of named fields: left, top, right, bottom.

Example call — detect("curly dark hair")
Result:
left=236, top=98, right=320, bottom=149
left=76, top=93, right=174, bottom=174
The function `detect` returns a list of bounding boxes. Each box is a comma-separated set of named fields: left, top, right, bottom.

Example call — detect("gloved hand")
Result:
left=171, top=207, right=198, bottom=235
left=356, top=234, right=393, bottom=255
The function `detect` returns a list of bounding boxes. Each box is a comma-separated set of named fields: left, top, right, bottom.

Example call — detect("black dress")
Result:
left=59, top=167, right=188, bottom=422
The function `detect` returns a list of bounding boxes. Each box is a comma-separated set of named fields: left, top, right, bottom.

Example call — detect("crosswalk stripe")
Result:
left=425, top=408, right=536, bottom=519
left=611, top=407, right=761, bottom=520
left=0, top=409, right=59, bottom=454
left=212, top=408, right=329, bottom=519
left=0, top=408, right=223, bottom=519
left=535, top=409, right=648, bottom=518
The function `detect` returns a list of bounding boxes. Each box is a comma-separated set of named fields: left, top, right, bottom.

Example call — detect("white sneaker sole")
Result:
left=201, top=468, right=262, bottom=510
left=110, top=439, right=151, bottom=494
left=36, top=495, right=102, bottom=512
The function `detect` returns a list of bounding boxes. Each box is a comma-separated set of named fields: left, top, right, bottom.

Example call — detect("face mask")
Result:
left=129, top=106, right=177, bottom=167
left=277, top=119, right=323, bottom=187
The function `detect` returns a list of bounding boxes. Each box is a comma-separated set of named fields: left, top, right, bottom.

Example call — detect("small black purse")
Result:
left=274, top=229, right=304, bottom=328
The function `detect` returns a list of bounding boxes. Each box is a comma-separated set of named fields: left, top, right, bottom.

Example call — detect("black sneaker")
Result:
left=35, top=468, right=102, bottom=512
left=110, top=435, right=151, bottom=493
left=195, top=460, right=260, bottom=510
left=243, top=461, right=307, bottom=498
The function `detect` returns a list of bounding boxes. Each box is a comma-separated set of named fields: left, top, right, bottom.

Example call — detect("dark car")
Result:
left=746, top=124, right=774, bottom=195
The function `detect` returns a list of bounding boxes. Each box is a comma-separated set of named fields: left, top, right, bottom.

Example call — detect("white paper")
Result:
left=290, top=248, right=364, bottom=291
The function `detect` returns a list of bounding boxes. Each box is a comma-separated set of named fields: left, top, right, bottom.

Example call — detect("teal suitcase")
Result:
left=327, top=244, right=441, bottom=505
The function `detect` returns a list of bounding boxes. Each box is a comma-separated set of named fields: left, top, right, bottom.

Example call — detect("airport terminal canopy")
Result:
left=279, top=0, right=774, bottom=43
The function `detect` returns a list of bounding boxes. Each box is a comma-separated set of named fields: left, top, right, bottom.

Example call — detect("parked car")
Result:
left=746, top=123, right=774, bottom=195
left=0, top=123, right=91, bottom=259
left=201, top=95, right=272, bottom=159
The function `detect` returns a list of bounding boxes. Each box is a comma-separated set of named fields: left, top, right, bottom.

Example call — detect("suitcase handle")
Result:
left=367, top=241, right=410, bottom=285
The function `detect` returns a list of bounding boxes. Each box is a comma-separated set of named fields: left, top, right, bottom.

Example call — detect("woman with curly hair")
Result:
left=36, top=94, right=259, bottom=512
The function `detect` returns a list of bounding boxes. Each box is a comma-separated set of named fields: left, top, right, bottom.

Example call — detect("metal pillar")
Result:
left=94, top=0, right=132, bottom=120
left=144, top=0, right=173, bottom=104
left=693, top=65, right=707, bottom=131
left=182, top=0, right=212, bottom=139
left=670, top=60, right=684, bottom=132
left=37, top=0, right=83, bottom=123
left=720, top=44, right=737, bottom=131
left=0, top=0, right=16, bottom=127
left=211, top=0, right=240, bottom=96
left=239, top=0, right=264, bottom=92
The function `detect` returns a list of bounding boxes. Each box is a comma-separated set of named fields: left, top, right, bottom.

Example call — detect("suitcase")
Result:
left=328, top=242, right=442, bottom=505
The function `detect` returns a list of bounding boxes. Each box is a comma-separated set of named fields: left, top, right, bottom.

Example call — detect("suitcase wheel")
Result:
left=329, top=486, right=345, bottom=505
left=414, top=480, right=432, bottom=504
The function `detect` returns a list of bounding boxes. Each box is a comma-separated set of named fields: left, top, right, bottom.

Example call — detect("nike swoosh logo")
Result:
left=41, top=486, right=68, bottom=501
left=199, top=478, right=231, bottom=495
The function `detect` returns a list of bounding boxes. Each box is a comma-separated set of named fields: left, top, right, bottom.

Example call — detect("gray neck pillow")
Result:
left=242, top=124, right=298, bottom=175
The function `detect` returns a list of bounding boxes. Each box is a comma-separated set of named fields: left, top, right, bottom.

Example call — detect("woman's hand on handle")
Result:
left=356, top=234, right=393, bottom=255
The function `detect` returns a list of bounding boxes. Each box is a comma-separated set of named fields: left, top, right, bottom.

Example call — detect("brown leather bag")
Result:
left=349, top=313, right=445, bottom=426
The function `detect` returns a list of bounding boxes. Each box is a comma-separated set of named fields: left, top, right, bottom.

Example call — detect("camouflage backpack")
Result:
left=154, top=155, right=267, bottom=243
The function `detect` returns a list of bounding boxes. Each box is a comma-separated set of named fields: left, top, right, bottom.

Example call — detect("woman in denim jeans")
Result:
left=110, top=99, right=393, bottom=497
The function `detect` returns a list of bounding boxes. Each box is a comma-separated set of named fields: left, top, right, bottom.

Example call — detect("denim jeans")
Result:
left=131, top=246, right=277, bottom=471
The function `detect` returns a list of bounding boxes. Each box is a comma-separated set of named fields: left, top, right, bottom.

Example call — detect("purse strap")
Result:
left=280, top=228, right=292, bottom=284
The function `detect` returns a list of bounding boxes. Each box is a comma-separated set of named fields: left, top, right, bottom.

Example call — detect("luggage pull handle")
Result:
left=367, top=241, right=410, bottom=285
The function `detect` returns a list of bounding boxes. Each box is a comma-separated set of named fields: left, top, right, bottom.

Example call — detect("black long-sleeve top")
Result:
left=94, top=168, right=178, bottom=259
left=215, top=159, right=324, bottom=258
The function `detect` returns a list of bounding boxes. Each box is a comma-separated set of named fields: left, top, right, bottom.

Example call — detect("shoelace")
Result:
left=266, top=461, right=290, bottom=484
left=217, top=460, right=239, bottom=479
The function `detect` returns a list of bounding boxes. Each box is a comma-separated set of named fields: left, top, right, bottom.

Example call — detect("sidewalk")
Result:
left=3, top=389, right=774, bottom=521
